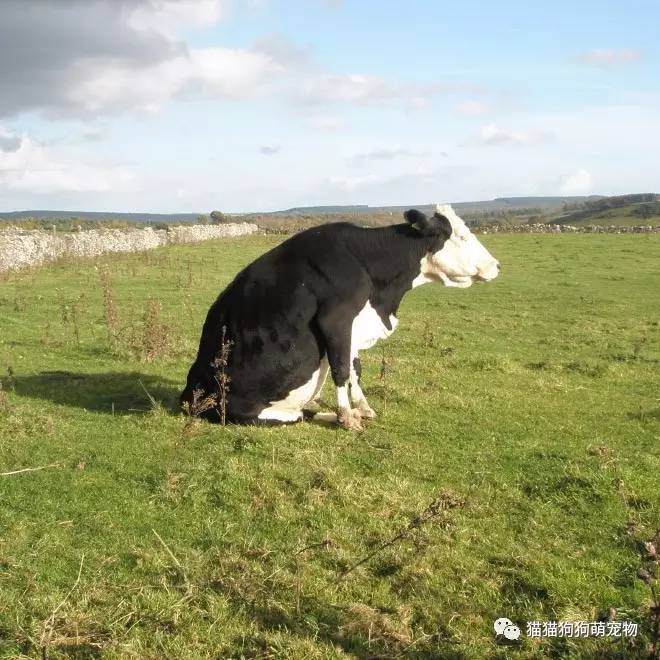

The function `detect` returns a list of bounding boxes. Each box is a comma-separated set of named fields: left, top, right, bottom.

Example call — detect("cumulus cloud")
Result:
left=66, top=47, right=282, bottom=115
left=307, top=115, right=346, bottom=131
left=0, top=1, right=478, bottom=120
left=559, top=168, right=593, bottom=195
left=0, top=129, right=134, bottom=194
left=128, top=0, right=225, bottom=35
left=293, top=75, right=478, bottom=108
left=0, top=127, right=22, bottom=153
left=295, top=74, right=402, bottom=106
left=575, top=49, right=642, bottom=69
left=457, top=100, right=491, bottom=116
left=478, top=123, right=527, bottom=145
left=0, top=0, right=280, bottom=118
left=475, top=122, right=552, bottom=146
left=253, top=34, right=312, bottom=68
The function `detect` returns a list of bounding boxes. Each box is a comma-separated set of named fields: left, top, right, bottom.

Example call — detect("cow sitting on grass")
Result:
left=181, top=204, right=500, bottom=429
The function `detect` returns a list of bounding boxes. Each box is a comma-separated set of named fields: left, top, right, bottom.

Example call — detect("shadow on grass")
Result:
left=11, top=372, right=385, bottom=431
left=12, top=370, right=180, bottom=416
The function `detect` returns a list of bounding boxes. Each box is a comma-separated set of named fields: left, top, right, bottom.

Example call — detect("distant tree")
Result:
left=210, top=210, right=226, bottom=224
left=197, top=214, right=210, bottom=225
left=634, top=204, right=653, bottom=219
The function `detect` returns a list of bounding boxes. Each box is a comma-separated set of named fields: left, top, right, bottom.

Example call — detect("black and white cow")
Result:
left=181, top=204, right=499, bottom=430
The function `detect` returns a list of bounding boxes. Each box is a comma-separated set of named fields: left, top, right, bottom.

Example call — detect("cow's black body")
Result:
left=181, top=216, right=452, bottom=423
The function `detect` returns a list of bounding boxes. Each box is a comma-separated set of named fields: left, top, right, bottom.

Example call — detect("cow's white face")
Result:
left=419, top=204, right=499, bottom=288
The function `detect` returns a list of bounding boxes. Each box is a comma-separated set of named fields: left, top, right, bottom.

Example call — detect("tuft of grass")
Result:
left=136, top=299, right=172, bottom=363
left=98, top=263, right=119, bottom=346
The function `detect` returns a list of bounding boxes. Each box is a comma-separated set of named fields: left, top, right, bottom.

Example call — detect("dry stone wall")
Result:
left=476, top=223, right=660, bottom=234
left=2, top=220, right=657, bottom=273
left=0, top=223, right=258, bottom=273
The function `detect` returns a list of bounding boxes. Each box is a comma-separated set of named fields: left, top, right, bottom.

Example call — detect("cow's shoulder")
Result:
left=278, top=223, right=373, bottom=288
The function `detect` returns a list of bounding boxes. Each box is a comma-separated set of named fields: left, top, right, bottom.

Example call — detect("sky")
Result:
left=1, top=0, right=659, bottom=213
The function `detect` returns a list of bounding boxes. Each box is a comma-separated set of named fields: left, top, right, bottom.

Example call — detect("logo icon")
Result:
left=494, top=617, right=521, bottom=641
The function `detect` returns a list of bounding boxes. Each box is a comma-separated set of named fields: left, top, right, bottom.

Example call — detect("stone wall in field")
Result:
left=476, top=223, right=660, bottom=234
left=0, top=223, right=258, bottom=273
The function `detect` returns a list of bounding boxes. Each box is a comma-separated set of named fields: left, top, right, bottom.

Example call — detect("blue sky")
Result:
left=1, top=0, right=658, bottom=212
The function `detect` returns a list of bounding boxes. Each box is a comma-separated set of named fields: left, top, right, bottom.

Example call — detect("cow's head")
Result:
left=406, top=204, right=500, bottom=288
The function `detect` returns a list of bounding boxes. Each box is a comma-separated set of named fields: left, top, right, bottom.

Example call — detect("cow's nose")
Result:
left=497, top=262, right=501, bottom=272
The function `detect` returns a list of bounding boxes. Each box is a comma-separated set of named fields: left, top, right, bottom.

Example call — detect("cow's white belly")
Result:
left=351, top=301, right=398, bottom=352
left=258, top=357, right=329, bottom=421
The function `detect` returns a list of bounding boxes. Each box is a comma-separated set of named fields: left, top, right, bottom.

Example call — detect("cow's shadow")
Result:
left=11, top=371, right=352, bottom=429
left=11, top=370, right=181, bottom=416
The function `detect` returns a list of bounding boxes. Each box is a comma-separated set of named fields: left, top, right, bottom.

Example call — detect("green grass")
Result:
left=0, top=234, right=659, bottom=659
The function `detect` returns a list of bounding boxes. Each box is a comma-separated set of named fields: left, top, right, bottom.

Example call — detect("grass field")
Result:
left=0, top=233, right=659, bottom=659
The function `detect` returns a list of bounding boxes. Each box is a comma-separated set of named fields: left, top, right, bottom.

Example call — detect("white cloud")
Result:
left=407, top=96, right=430, bottom=112
left=292, top=74, right=466, bottom=108
left=478, top=123, right=527, bottom=145
left=127, top=0, right=226, bottom=36
left=0, top=1, right=282, bottom=118
left=575, top=49, right=642, bottom=69
left=307, top=115, right=346, bottom=131
left=296, top=74, right=401, bottom=105
left=475, top=122, right=551, bottom=146
left=1, top=2, right=489, bottom=121
left=189, top=47, right=283, bottom=98
left=559, top=168, right=593, bottom=195
left=457, top=100, right=491, bottom=116
left=0, top=130, right=134, bottom=194
left=65, top=47, right=282, bottom=115
left=253, top=34, right=312, bottom=67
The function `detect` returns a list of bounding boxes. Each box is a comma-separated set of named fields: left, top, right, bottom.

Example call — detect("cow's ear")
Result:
left=405, top=209, right=450, bottom=237
left=431, top=212, right=453, bottom=237
left=404, top=209, right=431, bottom=232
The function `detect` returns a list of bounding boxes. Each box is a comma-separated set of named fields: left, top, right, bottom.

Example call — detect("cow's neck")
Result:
left=351, top=224, right=440, bottom=323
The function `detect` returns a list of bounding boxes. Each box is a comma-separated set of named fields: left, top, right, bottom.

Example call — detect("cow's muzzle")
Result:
left=475, top=261, right=500, bottom=282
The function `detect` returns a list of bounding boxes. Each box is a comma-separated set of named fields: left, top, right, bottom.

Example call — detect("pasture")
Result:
left=0, top=232, right=658, bottom=658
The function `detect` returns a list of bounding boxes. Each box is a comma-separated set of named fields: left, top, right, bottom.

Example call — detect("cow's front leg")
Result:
left=317, top=306, right=363, bottom=431
left=350, top=356, right=376, bottom=418
left=335, top=382, right=363, bottom=431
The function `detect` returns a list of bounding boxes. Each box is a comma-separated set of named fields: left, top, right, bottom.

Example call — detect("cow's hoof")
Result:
left=338, top=408, right=364, bottom=431
left=310, top=411, right=338, bottom=425
left=358, top=403, right=376, bottom=419
left=302, top=400, right=322, bottom=415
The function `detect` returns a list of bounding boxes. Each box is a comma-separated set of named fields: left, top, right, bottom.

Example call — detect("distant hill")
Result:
left=554, top=193, right=660, bottom=226
left=0, top=210, right=202, bottom=224
left=257, top=196, right=604, bottom=217
left=0, top=195, right=619, bottom=225
left=279, top=205, right=370, bottom=215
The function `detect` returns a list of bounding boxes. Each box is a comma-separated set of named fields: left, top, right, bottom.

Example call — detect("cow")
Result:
left=180, top=204, right=499, bottom=430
